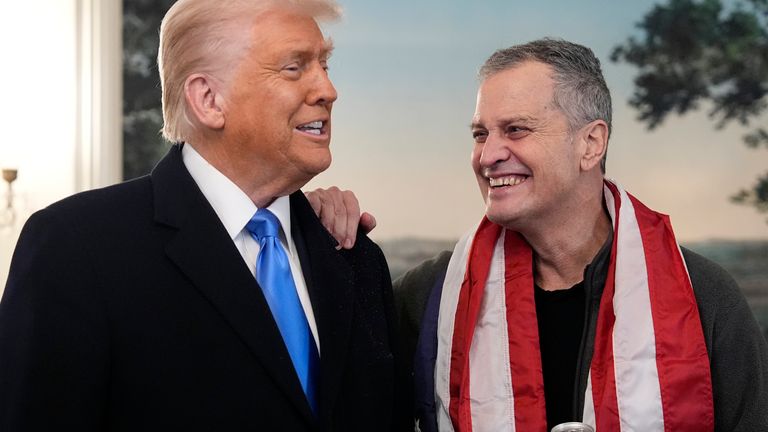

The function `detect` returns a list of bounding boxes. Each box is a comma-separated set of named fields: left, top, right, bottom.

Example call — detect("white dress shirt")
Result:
left=182, top=143, right=320, bottom=352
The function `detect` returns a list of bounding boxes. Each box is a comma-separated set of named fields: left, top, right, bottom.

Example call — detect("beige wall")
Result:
left=0, top=0, right=122, bottom=293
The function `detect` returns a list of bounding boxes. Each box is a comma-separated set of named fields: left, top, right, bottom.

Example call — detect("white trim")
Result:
left=611, top=186, right=664, bottom=432
left=435, top=227, right=477, bottom=432
left=468, top=234, right=516, bottom=432
left=76, top=0, right=123, bottom=191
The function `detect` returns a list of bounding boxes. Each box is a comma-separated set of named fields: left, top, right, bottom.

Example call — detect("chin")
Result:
left=298, top=155, right=332, bottom=181
left=309, top=154, right=332, bottom=175
left=485, top=205, right=524, bottom=230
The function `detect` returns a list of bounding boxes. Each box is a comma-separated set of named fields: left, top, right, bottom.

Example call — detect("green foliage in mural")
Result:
left=123, top=0, right=176, bottom=180
left=612, top=0, right=768, bottom=218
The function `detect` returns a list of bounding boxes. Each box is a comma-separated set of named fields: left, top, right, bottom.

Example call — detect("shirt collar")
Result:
left=181, top=143, right=293, bottom=244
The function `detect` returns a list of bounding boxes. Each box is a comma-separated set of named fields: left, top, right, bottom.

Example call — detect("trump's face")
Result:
left=471, top=61, right=583, bottom=230
left=224, top=8, right=337, bottom=194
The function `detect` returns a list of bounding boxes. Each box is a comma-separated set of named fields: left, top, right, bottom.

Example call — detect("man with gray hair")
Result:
left=312, top=38, right=768, bottom=431
left=0, top=1, right=405, bottom=430
left=403, top=38, right=767, bottom=432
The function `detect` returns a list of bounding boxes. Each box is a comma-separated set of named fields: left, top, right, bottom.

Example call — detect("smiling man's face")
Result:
left=471, top=61, right=584, bottom=230
left=223, top=8, right=337, bottom=193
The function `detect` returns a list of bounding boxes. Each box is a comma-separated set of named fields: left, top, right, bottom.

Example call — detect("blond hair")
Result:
left=158, top=0, right=342, bottom=143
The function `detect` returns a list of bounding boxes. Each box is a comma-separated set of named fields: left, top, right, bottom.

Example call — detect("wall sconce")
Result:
left=1, top=168, right=18, bottom=228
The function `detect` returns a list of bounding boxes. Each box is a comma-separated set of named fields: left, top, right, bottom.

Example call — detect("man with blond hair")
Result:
left=0, top=1, right=405, bottom=430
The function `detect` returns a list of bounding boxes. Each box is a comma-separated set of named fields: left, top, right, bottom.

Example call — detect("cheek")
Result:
left=471, top=150, right=489, bottom=197
left=272, top=86, right=305, bottom=113
left=230, top=98, right=268, bottom=129
left=470, top=145, right=483, bottom=173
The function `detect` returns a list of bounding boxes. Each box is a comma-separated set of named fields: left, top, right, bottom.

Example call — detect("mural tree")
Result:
left=611, top=0, right=768, bottom=219
left=123, top=0, right=176, bottom=179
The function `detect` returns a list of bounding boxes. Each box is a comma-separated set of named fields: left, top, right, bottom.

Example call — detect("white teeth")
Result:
left=296, top=120, right=324, bottom=135
left=489, top=175, right=527, bottom=187
left=298, top=121, right=323, bottom=129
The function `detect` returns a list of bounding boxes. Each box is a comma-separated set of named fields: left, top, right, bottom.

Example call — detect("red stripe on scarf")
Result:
left=504, top=231, right=547, bottom=431
left=629, top=194, right=714, bottom=431
left=591, top=182, right=622, bottom=431
left=445, top=182, right=712, bottom=431
left=449, top=218, right=502, bottom=431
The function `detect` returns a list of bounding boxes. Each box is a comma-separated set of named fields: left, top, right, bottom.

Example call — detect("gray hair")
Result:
left=159, top=0, right=342, bottom=143
left=479, top=38, right=612, bottom=172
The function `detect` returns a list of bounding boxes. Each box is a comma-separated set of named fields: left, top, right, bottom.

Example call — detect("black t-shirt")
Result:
left=535, top=282, right=586, bottom=430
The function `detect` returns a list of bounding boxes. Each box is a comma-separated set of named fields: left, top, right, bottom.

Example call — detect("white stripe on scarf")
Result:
left=435, top=227, right=475, bottom=432
left=597, top=183, right=664, bottom=431
left=435, top=181, right=685, bottom=431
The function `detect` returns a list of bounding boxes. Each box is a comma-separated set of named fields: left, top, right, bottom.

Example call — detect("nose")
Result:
left=478, top=132, right=511, bottom=169
left=307, top=65, right=338, bottom=106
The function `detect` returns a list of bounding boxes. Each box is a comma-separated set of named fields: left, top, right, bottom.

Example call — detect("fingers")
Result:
left=340, top=190, right=361, bottom=249
left=305, top=187, right=363, bottom=250
left=327, top=187, right=350, bottom=249
left=317, top=187, right=343, bottom=244
left=305, top=187, right=337, bottom=238
left=306, top=189, right=322, bottom=217
left=360, top=212, right=377, bottom=234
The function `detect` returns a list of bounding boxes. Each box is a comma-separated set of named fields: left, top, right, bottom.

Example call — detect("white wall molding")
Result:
left=76, top=0, right=123, bottom=191
left=2, top=0, right=124, bottom=289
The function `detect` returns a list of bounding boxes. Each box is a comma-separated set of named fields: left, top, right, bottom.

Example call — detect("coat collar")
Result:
left=150, top=144, right=356, bottom=424
left=151, top=145, right=316, bottom=424
left=289, top=193, right=355, bottom=421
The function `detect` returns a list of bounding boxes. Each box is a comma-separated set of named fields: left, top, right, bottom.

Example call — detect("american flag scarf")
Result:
left=434, top=181, right=713, bottom=432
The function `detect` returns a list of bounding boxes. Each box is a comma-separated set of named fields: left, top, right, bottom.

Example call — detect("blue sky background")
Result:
left=306, top=0, right=768, bottom=241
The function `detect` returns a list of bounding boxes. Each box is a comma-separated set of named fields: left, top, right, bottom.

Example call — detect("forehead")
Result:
left=249, top=8, right=333, bottom=58
left=474, top=61, right=557, bottom=123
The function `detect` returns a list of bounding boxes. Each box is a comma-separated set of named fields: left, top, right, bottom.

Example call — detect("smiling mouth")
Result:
left=488, top=175, right=529, bottom=188
left=296, top=120, right=326, bottom=136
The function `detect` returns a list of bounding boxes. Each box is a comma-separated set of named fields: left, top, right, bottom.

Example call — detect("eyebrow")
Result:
left=323, top=38, right=335, bottom=57
left=283, top=41, right=334, bottom=64
left=470, top=115, right=537, bottom=130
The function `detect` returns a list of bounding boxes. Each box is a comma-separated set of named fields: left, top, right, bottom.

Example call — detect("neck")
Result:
left=188, top=141, right=306, bottom=208
left=521, top=183, right=611, bottom=291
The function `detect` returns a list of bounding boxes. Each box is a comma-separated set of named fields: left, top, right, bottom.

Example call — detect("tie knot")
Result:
left=246, top=208, right=281, bottom=242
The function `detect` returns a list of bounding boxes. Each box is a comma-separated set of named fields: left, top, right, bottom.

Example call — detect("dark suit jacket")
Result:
left=0, top=145, right=407, bottom=431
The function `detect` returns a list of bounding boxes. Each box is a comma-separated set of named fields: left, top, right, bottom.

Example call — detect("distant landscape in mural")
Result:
left=380, top=238, right=768, bottom=338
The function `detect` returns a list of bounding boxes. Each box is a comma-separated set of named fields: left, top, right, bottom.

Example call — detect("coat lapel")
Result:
left=150, top=145, right=315, bottom=425
left=289, top=193, right=355, bottom=420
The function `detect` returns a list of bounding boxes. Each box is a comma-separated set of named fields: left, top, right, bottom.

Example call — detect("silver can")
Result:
left=551, top=422, right=595, bottom=432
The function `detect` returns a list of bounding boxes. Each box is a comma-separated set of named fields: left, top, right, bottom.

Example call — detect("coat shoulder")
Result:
left=41, top=175, right=153, bottom=223
left=681, top=247, right=745, bottom=314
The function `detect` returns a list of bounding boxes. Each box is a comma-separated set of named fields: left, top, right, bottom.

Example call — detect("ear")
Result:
left=184, top=73, right=226, bottom=131
left=579, top=120, right=609, bottom=171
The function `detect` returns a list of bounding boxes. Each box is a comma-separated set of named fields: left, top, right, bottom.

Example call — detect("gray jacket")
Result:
left=394, top=241, right=768, bottom=431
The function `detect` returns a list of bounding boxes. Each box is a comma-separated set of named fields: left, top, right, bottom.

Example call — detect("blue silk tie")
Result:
left=246, top=208, right=319, bottom=414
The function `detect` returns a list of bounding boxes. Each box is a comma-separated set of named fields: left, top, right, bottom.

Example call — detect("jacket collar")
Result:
left=289, top=192, right=356, bottom=422
left=150, top=144, right=358, bottom=425
left=150, top=144, right=319, bottom=425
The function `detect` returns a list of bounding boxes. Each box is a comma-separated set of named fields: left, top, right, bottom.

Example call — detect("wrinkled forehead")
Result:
left=473, top=62, right=557, bottom=122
